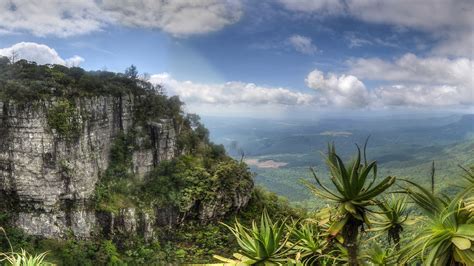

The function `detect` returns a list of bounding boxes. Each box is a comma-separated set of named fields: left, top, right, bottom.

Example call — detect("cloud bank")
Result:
left=279, top=0, right=474, bottom=58
left=0, top=0, right=243, bottom=37
left=150, top=73, right=315, bottom=106
left=0, top=42, right=84, bottom=67
left=306, top=53, right=473, bottom=108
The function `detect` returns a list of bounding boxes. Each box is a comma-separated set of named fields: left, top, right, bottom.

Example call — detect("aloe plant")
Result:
left=459, top=165, right=474, bottom=188
left=215, top=210, right=293, bottom=265
left=288, top=220, right=328, bottom=265
left=399, top=181, right=474, bottom=265
left=369, top=195, right=412, bottom=250
left=304, top=143, right=396, bottom=265
left=361, top=243, right=396, bottom=265
left=0, top=249, right=52, bottom=266
left=0, top=227, right=53, bottom=266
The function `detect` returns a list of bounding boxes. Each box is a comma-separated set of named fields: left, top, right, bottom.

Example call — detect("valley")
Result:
left=204, top=114, right=474, bottom=206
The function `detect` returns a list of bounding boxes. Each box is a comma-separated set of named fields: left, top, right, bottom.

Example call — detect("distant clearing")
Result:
left=319, top=131, right=352, bottom=137
left=245, top=159, right=288, bottom=169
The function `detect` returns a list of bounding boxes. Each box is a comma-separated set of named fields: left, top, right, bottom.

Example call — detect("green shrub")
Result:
left=46, top=99, right=81, bottom=139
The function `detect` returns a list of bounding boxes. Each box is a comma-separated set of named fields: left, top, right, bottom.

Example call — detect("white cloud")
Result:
left=150, top=73, right=315, bottom=106
left=100, top=0, right=242, bottom=37
left=278, top=0, right=344, bottom=14
left=347, top=54, right=473, bottom=105
left=305, top=66, right=474, bottom=108
left=374, top=84, right=468, bottom=107
left=305, top=69, right=370, bottom=108
left=288, top=35, right=318, bottom=54
left=0, top=42, right=84, bottom=67
left=344, top=0, right=472, bottom=32
left=0, top=0, right=243, bottom=37
left=348, top=53, right=473, bottom=86
left=64, top=55, right=85, bottom=67
left=344, top=32, right=372, bottom=48
left=0, top=0, right=104, bottom=37
left=280, top=0, right=471, bottom=32
left=280, top=0, right=474, bottom=57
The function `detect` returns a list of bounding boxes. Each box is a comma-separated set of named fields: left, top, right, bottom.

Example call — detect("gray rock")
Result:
left=0, top=96, right=176, bottom=238
left=0, top=95, right=252, bottom=240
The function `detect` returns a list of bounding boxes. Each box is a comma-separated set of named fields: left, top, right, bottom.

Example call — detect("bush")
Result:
left=46, top=99, right=81, bottom=139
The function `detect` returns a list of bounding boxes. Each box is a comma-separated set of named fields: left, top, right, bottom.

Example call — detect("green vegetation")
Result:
left=1, top=58, right=472, bottom=265
left=46, top=99, right=82, bottom=139
left=215, top=210, right=291, bottom=264
left=0, top=59, right=262, bottom=264
left=1, top=187, right=301, bottom=265
left=304, top=143, right=395, bottom=265
left=369, top=195, right=411, bottom=251
left=214, top=144, right=474, bottom=265
left=0, top=59, right=150, bottom=101
left=399, top=181, right=474, bottom=265
left=0, top=227, right=52, bottom=266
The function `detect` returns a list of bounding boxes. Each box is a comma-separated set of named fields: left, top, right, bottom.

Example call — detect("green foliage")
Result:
left=216, top=210, right=293, bottom=265
left=303, top=143, right=395, bottom=265
left=34, top=238, right=125, bottom=266
left=369, top=195, right=412, bottom=250
left=95, top=132, right=137, bottom=213
left=289, top=220, right=328, bottom=265
left=240, top=187, right=305, bottom=222
left=361, top=244, right=396, bottom=265
left=0, top=227, right=53, bottom=266
left=0, top=249, right=51, bottom=266
left=304, top=143, right=396, bottom=233
left=46, top=99, right=81, bottom=139
left=399, top=183, right=474, bottom=265
left=141, top=155, right=253, bottom=212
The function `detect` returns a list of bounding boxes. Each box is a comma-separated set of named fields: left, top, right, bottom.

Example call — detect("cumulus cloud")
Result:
left=305, top=70, right=370, bottom=108
left=150, top=73, right=315, bottom=106
left=0, top=0, right=243, bottom=37
left=288, top=35, right=318, bottom=55
left=348, top=53, right=473, bottom=86
left=374, top=85, right=467, bottom=107
left=0, top=42, right=84, bottom=67
left=0, top=0, right=104, bottom=37
left=305, top=66, right=473, bottom=108
left=100, top=0, right=242, bottom=37
left=347, top=54, right=473, bottom=106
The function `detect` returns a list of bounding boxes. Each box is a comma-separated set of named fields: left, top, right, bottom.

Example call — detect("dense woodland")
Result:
left=0, top=59, right=473, bottom=265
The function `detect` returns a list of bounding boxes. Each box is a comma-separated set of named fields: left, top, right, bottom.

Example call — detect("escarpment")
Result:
left=0, top=63, right=253, bottom=240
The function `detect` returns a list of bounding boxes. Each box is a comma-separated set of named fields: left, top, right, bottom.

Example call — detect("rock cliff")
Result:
left=0, top=94, right=251, bottom=239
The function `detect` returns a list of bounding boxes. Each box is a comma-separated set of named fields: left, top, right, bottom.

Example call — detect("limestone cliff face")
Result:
left=0, top=95, right=178, bottom=238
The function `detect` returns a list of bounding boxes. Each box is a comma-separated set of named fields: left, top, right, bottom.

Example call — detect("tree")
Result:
left=304, top=143, right=396, bottom=265
left=370, top=195, right=411, bottom=251
left=124, top=64, right=138, bottom=79
left=9, top=49, right=18, bottom=63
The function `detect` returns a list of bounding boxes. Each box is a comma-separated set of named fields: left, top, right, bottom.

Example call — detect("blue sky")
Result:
left=0, top=0, right=472, bottom=117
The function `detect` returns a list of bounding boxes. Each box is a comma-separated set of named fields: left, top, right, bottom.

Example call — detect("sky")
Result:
left=0, top=0, right=473, bottom=118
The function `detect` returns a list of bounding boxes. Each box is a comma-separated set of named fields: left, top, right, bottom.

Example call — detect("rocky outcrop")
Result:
left=0, top=95, right=176, bottom=238
left=0, top=94, right=252, bottom=240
